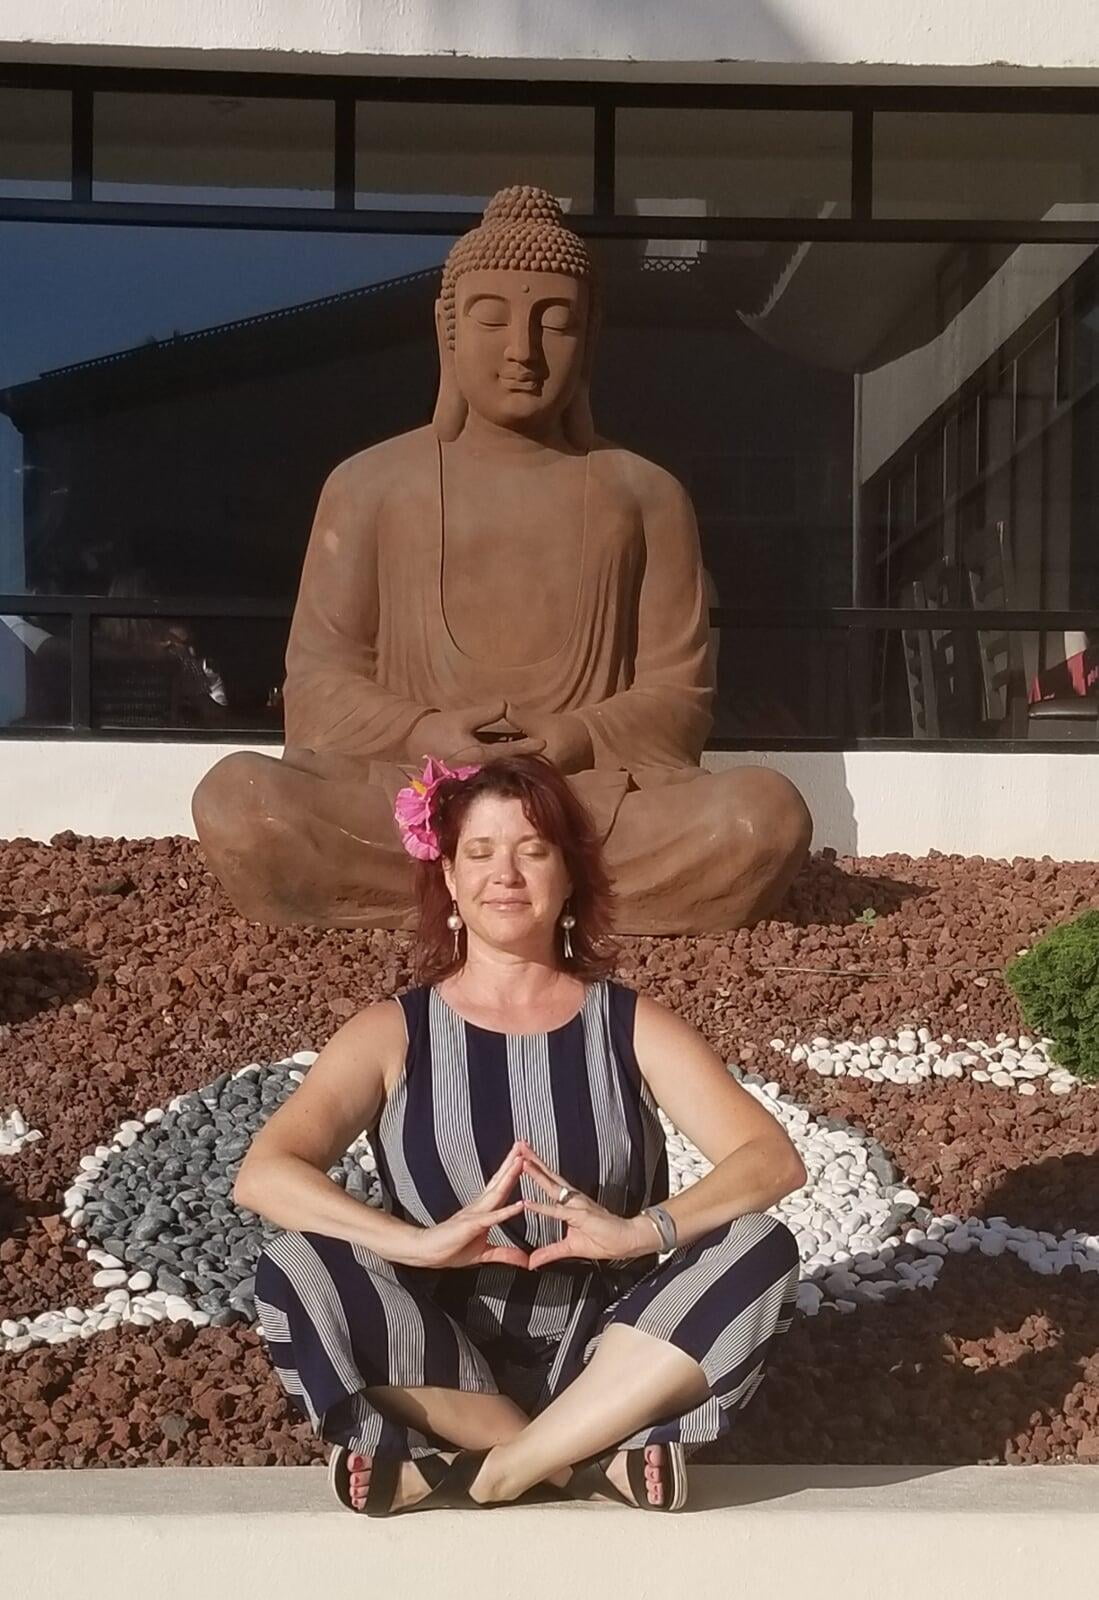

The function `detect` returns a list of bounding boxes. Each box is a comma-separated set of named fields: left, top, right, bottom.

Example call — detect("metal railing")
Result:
left=4, top=593, right=1098, bottom=750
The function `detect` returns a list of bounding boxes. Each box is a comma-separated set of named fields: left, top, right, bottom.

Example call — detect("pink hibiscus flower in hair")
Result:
left=393, top=756, right=482, bottom=861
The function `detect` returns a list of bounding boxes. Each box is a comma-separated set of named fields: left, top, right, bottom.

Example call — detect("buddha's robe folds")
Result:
left=281, top=428, right=715, bottom=844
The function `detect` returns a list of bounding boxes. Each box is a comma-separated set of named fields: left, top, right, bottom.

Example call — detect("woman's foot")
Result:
left=347, top=1451, right=459, bottom=1512
left=348, top=1449, right=573, bottom=1511
left=594, top=1446, right=668, bottom=1507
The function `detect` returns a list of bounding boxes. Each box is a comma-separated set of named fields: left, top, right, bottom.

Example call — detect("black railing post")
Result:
left=69, top=606, right=91, bottom=731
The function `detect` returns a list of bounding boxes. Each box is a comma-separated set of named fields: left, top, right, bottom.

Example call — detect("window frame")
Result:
left=3, top=63, right=1099, bottom=750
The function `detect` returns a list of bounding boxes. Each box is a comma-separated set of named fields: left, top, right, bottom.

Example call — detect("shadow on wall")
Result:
left=520, top=0, right=807, bottom=61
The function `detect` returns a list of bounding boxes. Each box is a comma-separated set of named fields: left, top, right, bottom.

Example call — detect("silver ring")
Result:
left=558, top=1184, right=579, bottom=1204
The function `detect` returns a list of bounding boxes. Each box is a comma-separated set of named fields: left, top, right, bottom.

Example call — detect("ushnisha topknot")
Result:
left=439, top=184, right=595, bottom=349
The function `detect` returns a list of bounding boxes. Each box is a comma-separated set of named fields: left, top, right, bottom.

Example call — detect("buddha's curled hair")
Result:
left=439, top=184, right=596, bottom=349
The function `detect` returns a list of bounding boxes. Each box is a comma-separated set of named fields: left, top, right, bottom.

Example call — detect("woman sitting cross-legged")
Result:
left=237, top=752, right=806, bottom=1515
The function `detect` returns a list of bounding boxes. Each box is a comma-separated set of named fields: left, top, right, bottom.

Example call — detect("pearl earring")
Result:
left=560, top=903, right=576, bottom=961
left=446, top=900, right=463, bottom=960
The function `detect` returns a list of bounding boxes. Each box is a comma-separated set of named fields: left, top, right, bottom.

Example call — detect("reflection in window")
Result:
left=0, top=222, right=450, bottom=616
left=710, top=621, right=1099, bottom=743
left=0, top=613, right=69, bottom=728
left=0, top=88, right=70, bottom=200
left=616, top=109, right=851, bottom=219
left=355, top=101, right=594, bottom=213
left=874, top=112, right=1099, bottom=222
left=93, top=93, right=335, bottom=207
left=91, top=613, right=288, bottom=732
left=711, top=625, right=851, bottom=742
left=883, top=621, right=1099, bottom=741
left=859, top=243, right=1099, bottom=626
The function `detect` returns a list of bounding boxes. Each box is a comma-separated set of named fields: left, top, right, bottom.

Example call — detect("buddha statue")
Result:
left=192, top=186, right=811, bottom=934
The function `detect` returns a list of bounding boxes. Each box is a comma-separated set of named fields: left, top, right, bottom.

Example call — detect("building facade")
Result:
left=2, top=3, right=1098, bottom=854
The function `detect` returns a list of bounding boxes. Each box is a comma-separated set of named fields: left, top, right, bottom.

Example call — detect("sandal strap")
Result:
left=566, top=1449, right=631, bottom=1506
left=363, top=1453, right=401, bottom=1516
left=427, top=1448, right=493, bottom=1509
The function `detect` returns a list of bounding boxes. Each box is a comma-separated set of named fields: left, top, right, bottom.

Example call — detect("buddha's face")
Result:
left=452, top=270, right=589, bottom=434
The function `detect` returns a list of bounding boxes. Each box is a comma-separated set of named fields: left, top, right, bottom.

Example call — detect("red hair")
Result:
left=411, top=753, right=619, bottom=987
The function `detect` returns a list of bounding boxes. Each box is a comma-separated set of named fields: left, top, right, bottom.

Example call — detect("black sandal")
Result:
left=329, top=1445, right=497, bottom=1516
left=566, top=1442, right=688, bottom=1511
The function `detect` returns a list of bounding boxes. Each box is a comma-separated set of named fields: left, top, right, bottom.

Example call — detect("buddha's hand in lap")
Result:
left=411, top=702, right=546, bottom=767
left=504, top=703, right=594, bottom=774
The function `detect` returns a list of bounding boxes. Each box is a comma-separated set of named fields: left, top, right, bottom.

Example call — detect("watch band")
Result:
left=641, top=1203, right=678, bottom=1253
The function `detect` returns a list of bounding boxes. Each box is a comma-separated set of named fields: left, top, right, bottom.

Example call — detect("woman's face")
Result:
left=443, top=794, right=571, bottom=955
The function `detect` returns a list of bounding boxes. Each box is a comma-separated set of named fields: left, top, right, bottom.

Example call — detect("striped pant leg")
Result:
left=254, top=1229, right=501, bottom=1462
left=574, top=1212, right=800, bottom=1450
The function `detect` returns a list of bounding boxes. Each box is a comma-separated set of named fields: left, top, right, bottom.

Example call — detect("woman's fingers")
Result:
left=520, top=1149, right=570, bottom=1192
left=522, top=1163, right=573, bottom=1201
left=527, top=1241, right=577, bottom=1269
left=522, top=1198, right=583, bottom=1222
left=480, top=1152, right=524, bottom=1207
left=484, top=1201, right=526, bottom=1224
left=477, top=1245, right=534, bottom=1269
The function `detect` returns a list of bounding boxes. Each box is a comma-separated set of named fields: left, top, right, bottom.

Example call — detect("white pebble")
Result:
left=87, top=1250, right=123, bottom=1269
left=92, top=1269, right=128, bottom=1288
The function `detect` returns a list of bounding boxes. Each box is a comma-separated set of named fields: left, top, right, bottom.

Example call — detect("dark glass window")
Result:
left=858, top=243, right=1099, bottom=617
left=0, top=88, right=70, bottom=199
left=0, top=612, right=68, bottom=728
left=355, top=101, right=594, bottom=213
left=90, top=614, right=289, bottom=733
left=93, top=93, right=335, bottom=206
left=3, top=77, right=1099, bottom=747
left=593, top=238, right=854, bottom=634
left=1, top=221, right=450, bottom=729
left=874, top=112, right=1099, bottom=221
left=616, top=109, right=851, bottom=218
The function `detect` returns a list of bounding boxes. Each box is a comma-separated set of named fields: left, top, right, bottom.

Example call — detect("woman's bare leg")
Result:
left=346, top=1386, right=571, bottom=1511
left=468, top=1324, right=710, bottom=1506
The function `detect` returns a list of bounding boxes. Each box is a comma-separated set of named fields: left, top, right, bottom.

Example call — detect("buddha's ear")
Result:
left=432, top=299, right=467, bottom=442
left=562, top=292, right=599, bottom=451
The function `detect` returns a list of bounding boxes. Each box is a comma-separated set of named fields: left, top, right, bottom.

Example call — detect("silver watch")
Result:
left=641, top=1203, right=678, bottom=1253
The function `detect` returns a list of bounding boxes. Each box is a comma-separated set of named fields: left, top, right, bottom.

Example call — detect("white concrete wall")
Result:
left=3, top=1, right=1099, bottom=81
left=2, top=741, right=1097, bottom=860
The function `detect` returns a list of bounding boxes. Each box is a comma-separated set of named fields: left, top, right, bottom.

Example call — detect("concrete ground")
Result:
left=2, top=1464, right=1097, bottom=1600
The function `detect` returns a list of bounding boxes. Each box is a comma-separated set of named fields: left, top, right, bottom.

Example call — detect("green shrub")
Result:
left=1005, top=910, right=1099, bottom=1083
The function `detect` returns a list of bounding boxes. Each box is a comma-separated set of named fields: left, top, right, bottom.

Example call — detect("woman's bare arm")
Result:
left=232, top=999, right=426, bottom=1266
left=629, top=993, right=807, bottom=1249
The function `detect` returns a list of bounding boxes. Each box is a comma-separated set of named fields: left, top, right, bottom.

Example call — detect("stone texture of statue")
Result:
left=192, top=186, right=811, bottom=933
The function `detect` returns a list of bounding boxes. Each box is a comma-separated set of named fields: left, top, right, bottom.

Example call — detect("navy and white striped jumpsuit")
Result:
left=254, top=979, right=800, bottom=1461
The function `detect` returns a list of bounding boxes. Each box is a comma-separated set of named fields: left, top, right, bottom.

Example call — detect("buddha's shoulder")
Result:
left=324, top=427, right=438, bottom=495
left=590, top=439, right=692, bottom=512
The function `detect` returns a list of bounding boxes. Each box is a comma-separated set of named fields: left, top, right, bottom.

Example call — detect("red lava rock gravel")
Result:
left=1, top=833, right=1096, bottom=1469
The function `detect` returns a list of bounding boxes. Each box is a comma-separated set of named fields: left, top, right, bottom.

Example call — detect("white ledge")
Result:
left=2, top=1465, right=1097, bottom=1600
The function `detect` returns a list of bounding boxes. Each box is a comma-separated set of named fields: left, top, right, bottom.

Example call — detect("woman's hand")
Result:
left=517, top=1142, right=655, bottom=1269
left=401, top=1141, right=531, bottom=1270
